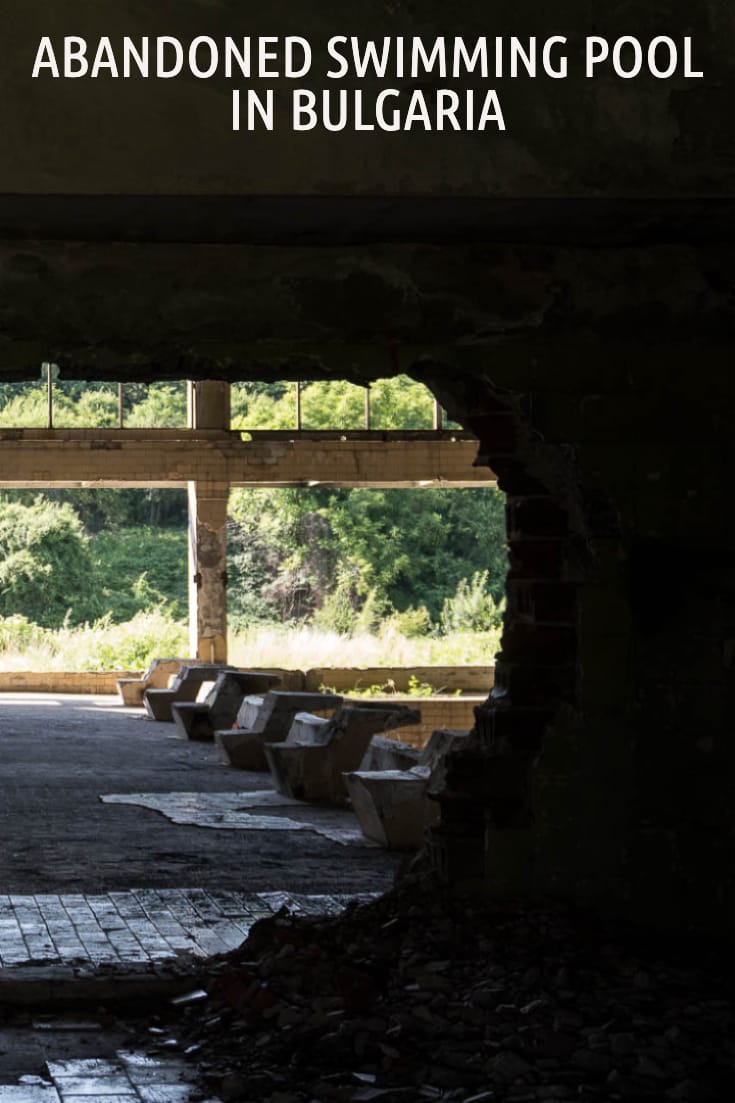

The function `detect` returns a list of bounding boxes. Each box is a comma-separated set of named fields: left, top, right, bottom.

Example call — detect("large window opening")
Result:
left=0, top=487, right=188, bottom=670
left=0, top=371, right=188, bottom=429
left=227, top=485, right=507, bottom=674
left=0, top=368, right=519, bottom=978
left=0, top=374, right=506, bottom=681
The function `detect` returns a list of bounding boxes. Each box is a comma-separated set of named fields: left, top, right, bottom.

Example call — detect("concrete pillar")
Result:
left=188, top=481, right=229, bottom=663
left=187, top=380, right=231, bottom=429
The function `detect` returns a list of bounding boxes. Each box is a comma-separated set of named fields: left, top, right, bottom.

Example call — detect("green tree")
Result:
left=91, top=527, right=187, bottom=621
left=124, top=384, right=187, bottom=428
left=231, top=375, right=436, bottom=431
left=0, top=496, right=101, bottom=627
left=227, top=485, right=508, bottom=631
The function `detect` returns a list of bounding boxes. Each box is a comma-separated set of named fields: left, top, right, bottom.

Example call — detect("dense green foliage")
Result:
left=92, top=528, right=187, bottom=619
left=0, top=497, right=100, bottom=627
left=227, top=485, right=507, bottom=633
left=0, top=376, right=507, bottom=647
left=0, top=497, right=187, bottom=629
left=231, top=375, right=445, bottom=430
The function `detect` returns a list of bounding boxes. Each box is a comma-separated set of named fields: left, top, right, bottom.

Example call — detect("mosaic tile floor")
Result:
left=0, top=889, right=374, bottom=967
left=0, top=1052, right=220, bottom=1102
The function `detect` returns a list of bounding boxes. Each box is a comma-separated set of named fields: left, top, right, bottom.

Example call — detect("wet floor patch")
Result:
left=0, top=1051, right=220, bottom=1101
left=0, top=890, right=376, bottom=968
left=100, top=790, right=374, bottom=846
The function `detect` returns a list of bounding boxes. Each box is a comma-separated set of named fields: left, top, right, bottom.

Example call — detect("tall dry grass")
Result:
left=228, top=621, right=501, bottom=670
left=0, top=614, right=501, bottom=672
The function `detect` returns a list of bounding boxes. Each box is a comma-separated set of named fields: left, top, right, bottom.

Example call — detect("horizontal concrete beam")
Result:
left=2, top=197, right=730, bottom=246
left=0, top=429, right=495, bottom=488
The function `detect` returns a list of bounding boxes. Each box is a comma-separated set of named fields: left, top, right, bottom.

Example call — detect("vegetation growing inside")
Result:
left=0, top=376, right=507, bottom=670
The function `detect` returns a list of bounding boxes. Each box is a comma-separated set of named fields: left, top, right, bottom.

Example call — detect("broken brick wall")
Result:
left=417, top=324, right=733, bottom=936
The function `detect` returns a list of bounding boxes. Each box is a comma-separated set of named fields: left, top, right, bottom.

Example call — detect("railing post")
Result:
left=364, top=387, right=371, bottom=430
left=295, top=381, right=302, bottom=431
left=45, top=362, right=53, bottom=430
left=433, top=398, right=442, bottom=432
left=118, top=383, right=124, bottom=428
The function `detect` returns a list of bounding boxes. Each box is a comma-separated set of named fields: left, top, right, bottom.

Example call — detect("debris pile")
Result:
left=145, top=879, right=732, bottom=1103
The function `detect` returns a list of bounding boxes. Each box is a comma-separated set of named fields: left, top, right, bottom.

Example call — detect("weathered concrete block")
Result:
left=288, top=712, right=331, bottom=744
left=216, top=691, right=342, bottom=770
left=266, top=702, right=422, bottom=803
left=344, top=729, right=469, bottom=847
left=171, top=671, right=282, bottom=740
left=215, top=727, right=270, bottom=770
left=236, top=695, right=265, bottom=730
left=345, top=768, right=437, bottom=848
left=117, top=657, right=190, bottom=706
left=359, top=735, right=421, bottom=772
left=245, top=691, right=343, bottom=739
left=143, top=663, right=236, bottom=722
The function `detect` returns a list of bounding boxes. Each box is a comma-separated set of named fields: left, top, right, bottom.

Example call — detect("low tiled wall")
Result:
left=352, top=695, right=484, bottom=748
left=0, top=665, right=493, bottom=701
left=0, top=671, right=134, bottom=694
left=306, top=665, right=493, bottom=695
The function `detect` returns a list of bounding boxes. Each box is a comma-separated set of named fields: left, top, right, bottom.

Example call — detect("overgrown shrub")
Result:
left=0, top=497, right=100, bottom=627
left=0, top=614, right=44, bottom=653
left=70, top=611, right=188, bottom=671
left=382, top=605, right=432, bottom=638
left=440, top=570, right=505, bottom=635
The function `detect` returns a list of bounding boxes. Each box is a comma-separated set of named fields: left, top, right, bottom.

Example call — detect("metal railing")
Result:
left=21, top=370, right=451, bottom=434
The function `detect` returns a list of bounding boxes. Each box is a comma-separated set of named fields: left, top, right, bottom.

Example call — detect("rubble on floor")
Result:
left=138, top=879, right=732, bottom=1103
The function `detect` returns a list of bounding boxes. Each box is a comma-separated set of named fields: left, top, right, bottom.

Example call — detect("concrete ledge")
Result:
left=0, top=671, right=135, bottom=694
left=307, top=665, right=494, bottom=695
left=0, top=666, right=493, bottom=700
left=0, top=964, right=196, bottom=1008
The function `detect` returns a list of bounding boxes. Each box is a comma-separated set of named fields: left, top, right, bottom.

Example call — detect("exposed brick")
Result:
left=507, top=539, right=565, bottom=580
left=493, top=662, right=578, bottom=706
left=506, top=581, right=578, bottom=624
left=501, top=622, right=577, bottom=664
left=474, top=706, right=553, bottom=752
left=508, top=496, right=569, bottom=539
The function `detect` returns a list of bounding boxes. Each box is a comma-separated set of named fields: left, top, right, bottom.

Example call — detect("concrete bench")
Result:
left=215, top=690, right=343, bottom=770
left=117, top=657, right=190, bottom=707
left=359, top=734, right=422, bottom=772
left=171, top=671, right=282, bottom=741
left=265, top=700, right=421, bottom=804
left=143, top=663, right=238, bottom=722
left=343, top=728, right=469, bottom=848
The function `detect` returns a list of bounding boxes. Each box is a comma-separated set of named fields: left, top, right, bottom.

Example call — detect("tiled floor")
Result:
left=0, top=889, right=374, bottom=967
left=1, top=1052, right=220, bottom=1101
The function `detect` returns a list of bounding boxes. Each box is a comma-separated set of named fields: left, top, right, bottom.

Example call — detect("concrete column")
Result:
left=188, top=481, right=229, bottom=663
left=187, top=380, right=231, bottom=429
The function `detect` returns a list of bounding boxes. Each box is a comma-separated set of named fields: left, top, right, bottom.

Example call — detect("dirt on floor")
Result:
left=0, top=693, right=400, bottom=896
